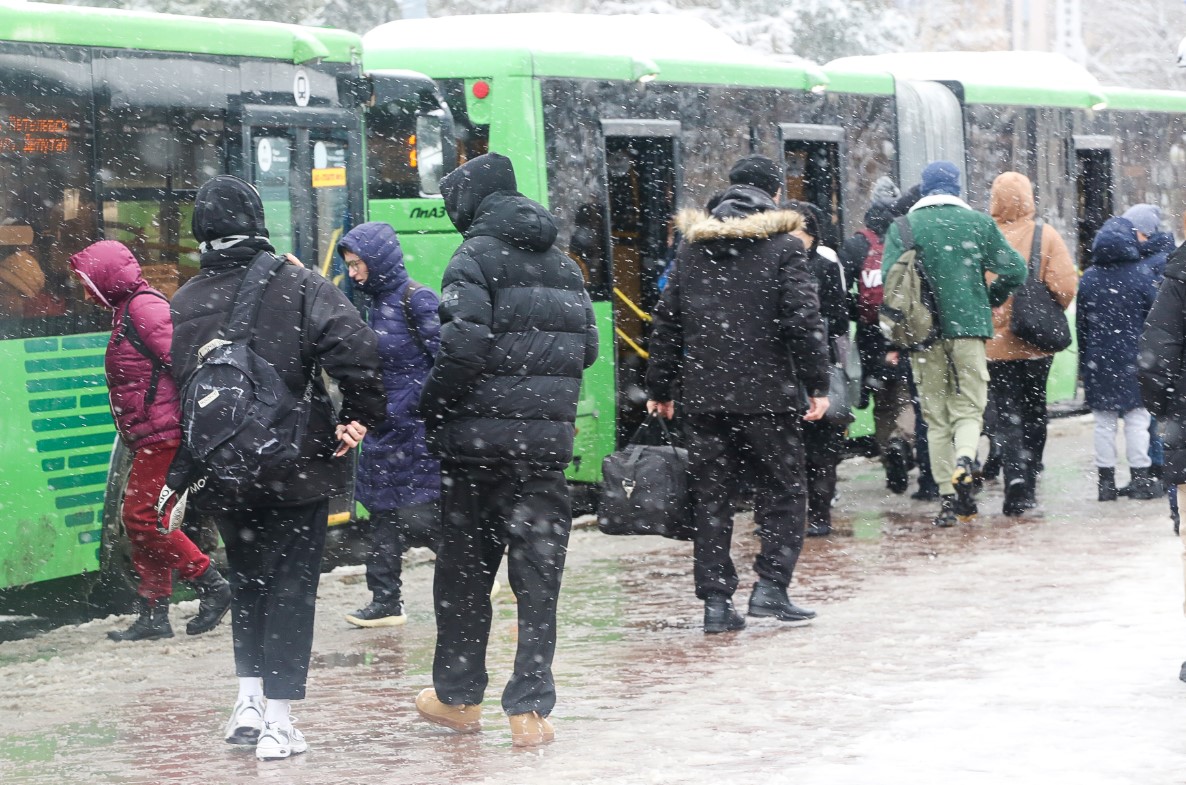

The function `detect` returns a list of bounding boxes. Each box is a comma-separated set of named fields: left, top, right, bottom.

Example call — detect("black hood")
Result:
left=709, top=184, right=776, bottom=221
left=192, top=175, right=269, bottom=244
left=864, top=202, right=895, bottom=237
left=440, top=152, right=518, bottom=234
left=466, top=192, right=558, bottom=252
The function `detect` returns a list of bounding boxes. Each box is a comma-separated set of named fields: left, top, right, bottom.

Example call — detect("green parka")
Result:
left=881, top=195, right=1027, bottom=339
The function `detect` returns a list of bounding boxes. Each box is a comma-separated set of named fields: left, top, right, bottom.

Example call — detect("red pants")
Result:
left=123, top=439, right=209, bottom=600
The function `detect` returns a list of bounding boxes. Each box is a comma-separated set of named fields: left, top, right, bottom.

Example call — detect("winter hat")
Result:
left=0, top=250, right=44, bottom=298
left=728, top=155, right=783, bottom=198
left=920, top=161, right=962, bottom=197
left=1122, top=204, right=1162, bottom=237
left=191, top=175, right=269, bottom=245
left=870, top=176, right=900, bottom=208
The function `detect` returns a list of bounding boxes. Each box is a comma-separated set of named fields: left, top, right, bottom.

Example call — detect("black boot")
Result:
left=912, top=479, right=941, bottom=501
left=108, top=597, right=173, bottom=641
left=884, top=437, right=910, bottom=495
left=703, top=595, right=746, bottom=634
left=1098, top=467, right=1118, bottom=502
left=933, top=495, right=958, bottom=528
left=1128, top=467, right=1164, bottom=501
left=952, top=456, right=978, bottom=519
left=186, top=565, right=232, bottom=635
left=1002, top=479, right=1028, bottom=517
left=746, top=579, right=816, bottom=625
left=806, top=519, right=832, bottom=537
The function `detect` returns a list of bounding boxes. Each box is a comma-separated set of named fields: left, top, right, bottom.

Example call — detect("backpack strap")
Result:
left=118, top=290, right=170, bottom=407
left=219, top=251, right=287, bottom=343
left=401, top=280, right=432, bottom=359
left=1029, top=220, right=1044, bottom=276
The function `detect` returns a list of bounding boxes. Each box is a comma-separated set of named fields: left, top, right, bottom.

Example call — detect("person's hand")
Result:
left=284, top=253, right=304, bottom=267
left=804, top=396, right=830, bottom=422
left=885, top=350, right=900, bottom=366
left=334, top=421, right=368, bottom=457
left=646, top=400, right=675, bottom=420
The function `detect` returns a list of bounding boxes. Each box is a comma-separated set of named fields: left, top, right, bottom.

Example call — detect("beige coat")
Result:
left=985, top=172, right=1079, bottom=361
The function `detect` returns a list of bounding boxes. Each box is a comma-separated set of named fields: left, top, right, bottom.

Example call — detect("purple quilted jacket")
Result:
left=70, top=241, right=181, bottom=451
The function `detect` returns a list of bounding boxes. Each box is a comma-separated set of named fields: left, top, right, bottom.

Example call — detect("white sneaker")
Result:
left=224, top=695, right=265, bottom=745
left=255, top=719, right=307, bottom=761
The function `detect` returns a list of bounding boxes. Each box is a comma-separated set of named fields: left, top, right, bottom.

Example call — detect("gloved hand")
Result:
left=154, top=485, right=188, bottom=536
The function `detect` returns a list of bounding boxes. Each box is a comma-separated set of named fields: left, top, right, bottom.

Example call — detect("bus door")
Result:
left=239, top=107, right=363, bottom=285
left=1074, top=135, right=1114, bottom=270
left=780, top=123, right=844, bottom=249
left=600, top=120, right=679, bottom=444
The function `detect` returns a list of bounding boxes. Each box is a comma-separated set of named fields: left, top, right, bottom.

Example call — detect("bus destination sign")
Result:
left=0, top=116, right=70, bottom=154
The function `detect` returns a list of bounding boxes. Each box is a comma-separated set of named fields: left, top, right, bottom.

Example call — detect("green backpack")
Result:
left=879, top=216, right=942, bottom=351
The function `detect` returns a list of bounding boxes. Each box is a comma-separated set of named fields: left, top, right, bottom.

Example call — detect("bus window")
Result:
left=438, top=79, right=489, bottom=165
left=97, top=109, right=224, bottom=297
left=0, top=81, right=102, bottom=339
left=416, top=113, right=446, bottom=196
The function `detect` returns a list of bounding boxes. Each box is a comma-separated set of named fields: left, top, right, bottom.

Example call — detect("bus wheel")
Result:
left=87, top=439, right=139, bottom=618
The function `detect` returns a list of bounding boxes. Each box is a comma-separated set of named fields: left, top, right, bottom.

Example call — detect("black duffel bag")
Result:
left=598, top=415, right=694, bottom=541
left=1010, top=220, right=1072, bottom=353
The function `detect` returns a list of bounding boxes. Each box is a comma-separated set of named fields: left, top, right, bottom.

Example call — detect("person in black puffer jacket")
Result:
left=414, top=153, right=598, bottom=749
left=646, top=158, right=831, bottom=636
left=168, top=175, right=384, bottom=760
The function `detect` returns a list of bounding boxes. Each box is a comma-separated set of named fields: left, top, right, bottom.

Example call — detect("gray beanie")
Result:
left=870, top=176, right=900, bottom=208
left=1122, top=204, right=1162, bottom=237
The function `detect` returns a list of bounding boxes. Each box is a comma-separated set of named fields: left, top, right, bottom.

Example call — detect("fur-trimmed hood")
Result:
left=675, top=207, right=804, bottom=244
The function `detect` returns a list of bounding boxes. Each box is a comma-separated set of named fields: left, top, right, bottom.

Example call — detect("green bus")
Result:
left=0, top=2, right=441, bottom=614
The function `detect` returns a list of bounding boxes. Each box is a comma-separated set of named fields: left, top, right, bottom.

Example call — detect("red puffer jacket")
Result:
left=70, top=241, right=181, bottom=451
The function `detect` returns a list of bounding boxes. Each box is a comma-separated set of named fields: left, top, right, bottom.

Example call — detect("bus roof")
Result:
left=363, top=13, right=849, bottom=93
left=0, top=1, right=360, bottom=64
left=828, top=51, right=1108, bottom=109
left=1100, top=86, right=1186, bottom=113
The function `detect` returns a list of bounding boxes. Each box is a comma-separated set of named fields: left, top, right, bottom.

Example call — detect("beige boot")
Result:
left=415, top=688, right=481, bottom=733
left=509, top=711, right=555, bottom=747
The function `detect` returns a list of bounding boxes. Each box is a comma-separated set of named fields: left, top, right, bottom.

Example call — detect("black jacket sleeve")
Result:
left=305, top=276, right=385, bottom=428
left=815, top=254, right=850, bottom=339
left=645, top=257, right=683, bottom=402
left=1139, top=276, right=1186, bottom=418
left=582, top=289, right=599, bottom=370
left=418, top=245, right=494, bottom=424
left=781, top=238, right=830, bottom=398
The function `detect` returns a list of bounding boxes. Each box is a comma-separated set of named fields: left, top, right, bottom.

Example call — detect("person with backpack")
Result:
left=646, top=155, right=830, bottom=634
left=841, top=176, right=914, bottom=496
left=880, top=161, right=1027, bottom=527
left=337, top=222, right=441, bottom=628
left=165, top=175, right=385, bottom=760
left=413, top=153, right=598, bottom=748
left=1079, top=216, right=1161, bottom=502
left=68, top=241, right=232, bottom=642
left=985, top=172, right=1078, bottom=515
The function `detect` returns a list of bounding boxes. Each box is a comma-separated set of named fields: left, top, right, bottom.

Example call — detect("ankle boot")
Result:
left=703, top=595, right=746, bottom=634
left=186, top=565, right=232, bottom=635
left=1098, top=467, right=1117, bottom=502
left=108, top=597, right=173, bottom=641
left=1128, top=467, right=1164, bottom=501
left=746, top=579, right=816, bottom=624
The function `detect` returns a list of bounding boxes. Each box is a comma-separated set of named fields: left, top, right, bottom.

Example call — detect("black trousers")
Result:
left=803, top=419, right=845, bottom=528
left=366, top=501, right=441, bottom=606
left=988, top=356, right=1054, bottom=490
left=215, top=500, right=328, bottom=701
left=686, top=413, right=808, bottom=600
left=433, top=463, right=572, bottom=717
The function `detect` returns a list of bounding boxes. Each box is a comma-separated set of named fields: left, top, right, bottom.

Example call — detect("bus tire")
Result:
left=87, top=438, right=139, bottom=618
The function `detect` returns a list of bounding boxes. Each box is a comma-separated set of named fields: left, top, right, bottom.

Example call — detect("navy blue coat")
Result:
left=1078, top=217, right=1159, bottom=412
left=339, top=222, right=441, bottom=511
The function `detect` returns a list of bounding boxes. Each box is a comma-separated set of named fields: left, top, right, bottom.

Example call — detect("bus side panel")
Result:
left=0, top=334, right=113, bottom=589
left=570, top=302, right=615, bottom=484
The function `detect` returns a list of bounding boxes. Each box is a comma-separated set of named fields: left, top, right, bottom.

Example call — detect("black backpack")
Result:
left=177, top=252, right=313, bottom=500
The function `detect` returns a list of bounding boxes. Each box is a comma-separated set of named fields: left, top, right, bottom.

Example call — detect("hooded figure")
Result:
left=68, top=240, right=232, bottom=644
left=1078, top=217, right=1159, bottom=413
left=986, top=172, right=1078, bottom=362
left=337, top=221, right=441, bottom=627
left=414, top=153, right=598, bottom=747
left=648, top=180, right=829, bottom=632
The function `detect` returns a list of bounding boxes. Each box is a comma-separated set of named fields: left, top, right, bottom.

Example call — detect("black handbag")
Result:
left=598, top=414, right=694, bottom=541
left=1010, top=220, right=1072, bottom=353
left=823, top=337, right=854, bottom=427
